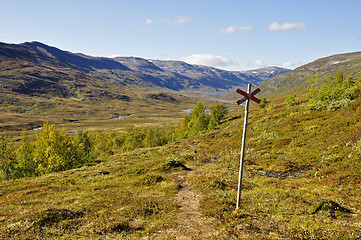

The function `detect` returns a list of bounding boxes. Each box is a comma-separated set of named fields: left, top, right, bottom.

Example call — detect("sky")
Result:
left=1, top=0, right=361, bottom=71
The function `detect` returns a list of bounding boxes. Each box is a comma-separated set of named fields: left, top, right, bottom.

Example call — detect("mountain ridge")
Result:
left=0, top=41, right=289, bottom=98
left=261, top=51, right=361, bottom=95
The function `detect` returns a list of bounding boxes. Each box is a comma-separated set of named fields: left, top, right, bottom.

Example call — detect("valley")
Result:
left=1, top=84, right=360, bottom=239
left=0, top=41, right=279, bottom=136
left=0, top=86, right=238, bottom=137
left=0, top=41, right=361, bottom=239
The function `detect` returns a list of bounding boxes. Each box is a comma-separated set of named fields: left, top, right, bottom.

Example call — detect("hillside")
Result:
left=1, top=80, right=360, bottom=239
left=0, top=41, right=288, bottom=134
left=0, top=41, right=289, bottom=97
left=1, top=42, right=361, bottom=238
left=261, top=51, right=361, bottom=96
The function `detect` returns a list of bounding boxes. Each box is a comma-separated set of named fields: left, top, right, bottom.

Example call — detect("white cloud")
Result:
left=218, top=25, right=253, bottom=34
left=268, top=22, right=306, bottom=31
left=174, top=16, right=193, bottom=24
left=246, top=60, right=309, bottom=69
left=248, top=59, right=266, bottom=68
left=160, top=16, right=193, bottom=25
left=280, top=60, right=308, bottom=69
left=245, top=59, right=309, bottom=70
left=181, top=54, right=233, bottom=67
left=280, top=62, right=292, bottom=68
left=145, top=19, right=153, bottom=25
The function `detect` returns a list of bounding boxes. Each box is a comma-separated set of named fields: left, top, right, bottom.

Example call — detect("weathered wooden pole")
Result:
left=236, top=84, right=251, bottom=210
left=234, top=84, right=261, bottom=210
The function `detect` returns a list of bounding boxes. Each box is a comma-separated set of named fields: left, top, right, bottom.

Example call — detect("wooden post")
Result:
left=236, top=84, right=251, bottom=210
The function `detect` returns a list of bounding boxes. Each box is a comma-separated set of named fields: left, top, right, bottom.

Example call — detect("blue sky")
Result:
left=1, top=0, right=360, bottom=71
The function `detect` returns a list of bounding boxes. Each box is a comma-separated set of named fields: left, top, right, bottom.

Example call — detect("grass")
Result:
left=0, top=87, right=199, bottom=138
left=184, top=94, right=361, bottom=239
left=1, top=89, right=361, bottom=239
left=0, top=147, right=184, bottom=239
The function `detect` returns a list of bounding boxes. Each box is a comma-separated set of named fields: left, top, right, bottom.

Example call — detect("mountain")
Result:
left=0, top=41, right=132, bottom=99
left=261, top=51, right=361, bottom=95
left=0, top=41, right=289, bottom=99
left=232, top=67, right=289, bottom=86
left=1, top=75, right=360, bottom=239
left=148, top=60, right=288, bottom=89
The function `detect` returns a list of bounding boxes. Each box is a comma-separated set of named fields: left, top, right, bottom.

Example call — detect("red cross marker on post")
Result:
left=236, top=87, right=261, bottom=105
left=235, top=84, right=261, bottom=210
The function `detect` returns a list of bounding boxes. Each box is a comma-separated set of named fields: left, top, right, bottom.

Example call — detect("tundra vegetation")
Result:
left=0, top=72, right=360, bottom=239
left=0, top=102, right=227, bottom=180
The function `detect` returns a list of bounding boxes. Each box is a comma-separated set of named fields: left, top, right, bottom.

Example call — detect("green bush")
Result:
left=0, top=102, right=228, bottom=181
left=33, top=123, right=78, bottom=174
left=178, top=101, right=228, bottom=137
left=13, top=138, right=36, bottom=178
left=259, top=97, right=267, bottom=108
left=0, top=136, right=15, bottom=180
left=307, top=71, right=360, bottom=110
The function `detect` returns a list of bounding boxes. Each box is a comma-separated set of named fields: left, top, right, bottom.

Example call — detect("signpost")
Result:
left=235, top=84, right=261, bottom=210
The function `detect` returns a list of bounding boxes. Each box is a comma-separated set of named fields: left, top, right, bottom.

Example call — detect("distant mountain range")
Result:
left=0, top=41, right=289, bottom=99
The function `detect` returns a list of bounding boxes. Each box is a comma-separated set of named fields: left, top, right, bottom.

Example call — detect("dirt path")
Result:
left=174, top=171, right=218, bottom=239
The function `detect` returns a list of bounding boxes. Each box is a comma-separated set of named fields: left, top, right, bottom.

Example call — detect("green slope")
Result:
left=261, top=51, right=361, bottom=97
left=1, top=81, right=360, bottom=239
